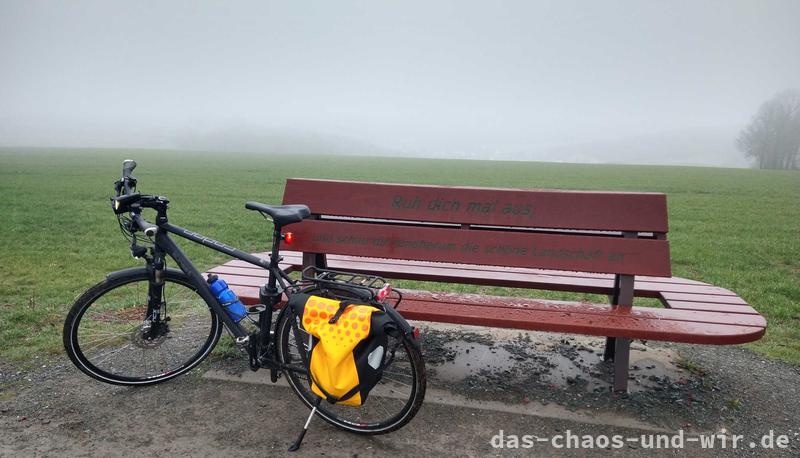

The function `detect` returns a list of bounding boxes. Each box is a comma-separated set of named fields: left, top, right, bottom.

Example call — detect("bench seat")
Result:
left=207, top=251, right=766, bottom=345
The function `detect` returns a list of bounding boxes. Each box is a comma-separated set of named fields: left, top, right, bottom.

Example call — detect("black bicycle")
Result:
left=63, top=160, right=426, bottom=439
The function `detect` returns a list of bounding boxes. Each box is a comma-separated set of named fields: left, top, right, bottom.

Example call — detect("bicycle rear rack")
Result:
left=301, top=266, right=400, bottom=307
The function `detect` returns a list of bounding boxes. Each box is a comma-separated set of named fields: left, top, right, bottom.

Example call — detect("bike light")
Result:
left=376, top=284, right=392, bottom=301
left=284, top=232, right=295, bottom=245
left=413, top=327, right=420, bottom=339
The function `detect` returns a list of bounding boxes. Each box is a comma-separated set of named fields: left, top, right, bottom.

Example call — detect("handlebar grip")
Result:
left=132, top=213, right=158, bottom=237
left=122, top=159, right=137, bottom=179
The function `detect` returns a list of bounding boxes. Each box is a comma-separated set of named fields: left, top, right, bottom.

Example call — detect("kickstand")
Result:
left=288, top=396, right=323, bottom=452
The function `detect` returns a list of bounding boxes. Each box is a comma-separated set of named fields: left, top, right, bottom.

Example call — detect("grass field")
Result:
left=1, top=148, right=798, bottom=364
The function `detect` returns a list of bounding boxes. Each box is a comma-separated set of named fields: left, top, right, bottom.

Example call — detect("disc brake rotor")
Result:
left=131, top=322, right=170, bottom=349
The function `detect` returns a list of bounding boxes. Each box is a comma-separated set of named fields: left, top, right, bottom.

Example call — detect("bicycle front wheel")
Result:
left=63, top=268, right=222, bottom=385
left=276, top=292, right=426, bottom=435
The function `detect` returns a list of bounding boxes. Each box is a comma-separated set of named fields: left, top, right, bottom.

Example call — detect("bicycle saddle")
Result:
left=245, top=202, right=311, bottom=226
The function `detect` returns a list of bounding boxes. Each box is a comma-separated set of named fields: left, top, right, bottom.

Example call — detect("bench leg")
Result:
left=603, top=337, right=615, bottom=361
left=607, top=268, right=634, bottom=392
left=302, top=252, right=327, bottom=270
left=613, top=337, right=631, bottom=392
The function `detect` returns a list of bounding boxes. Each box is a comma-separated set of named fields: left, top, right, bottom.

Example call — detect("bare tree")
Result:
left=737, top=89, right=800, bottom=170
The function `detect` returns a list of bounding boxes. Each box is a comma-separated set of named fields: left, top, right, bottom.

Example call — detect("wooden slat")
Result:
left=223, top=253, right=702, bottom=287
left=283, top=179, right=669, bottom=233
left=273, top=251, right=708, bottom=286
left=211, top=253, right=730, bottom=297
left=210, top=260, right=727, bottom=299
left=400, top=290, right=766, bottom=328
left=210, top=263, right=615, bottom=295
left=396, top=299, right=764, bottom=345
left=661, top=292, right=749, bottom=305
left=225, top=285, right=260, bottom=305
left=300, top=257, right=720, bottom=295
left=665, top=301, right=760, bottom=314
left=281, top=219, right=672, bottom=276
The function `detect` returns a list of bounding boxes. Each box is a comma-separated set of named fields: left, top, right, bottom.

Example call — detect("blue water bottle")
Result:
left=207, top=274, right=247, bottom=322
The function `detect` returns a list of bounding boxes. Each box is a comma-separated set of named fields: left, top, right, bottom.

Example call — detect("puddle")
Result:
left=431, top=340, right=515, bottom=381
left=539, top=347, right=682, bottom=393
left=421, top=324, right=686, bottom=395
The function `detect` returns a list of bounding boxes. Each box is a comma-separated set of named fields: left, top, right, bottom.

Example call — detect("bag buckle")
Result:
left=327, top=300, right=352, bottom=324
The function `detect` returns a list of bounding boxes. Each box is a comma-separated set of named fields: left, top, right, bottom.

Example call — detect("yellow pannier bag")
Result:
left=288, top=293, right=394, bottom=406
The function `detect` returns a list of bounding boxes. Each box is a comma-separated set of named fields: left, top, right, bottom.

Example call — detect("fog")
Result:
left=2, top=1, right=799, bottom=167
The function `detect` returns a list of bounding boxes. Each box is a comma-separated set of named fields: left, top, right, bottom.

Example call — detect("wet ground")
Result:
left=424, top=325, right=682, bottom=395
left=2, top=323, right=800, bottom=456
left=417, top=324, right=717, bottom=431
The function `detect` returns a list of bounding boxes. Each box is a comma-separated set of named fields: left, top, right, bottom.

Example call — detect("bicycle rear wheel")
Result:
left=276, top=290, right=426, bottom=435
left=63, top=268, right=222, bottom=385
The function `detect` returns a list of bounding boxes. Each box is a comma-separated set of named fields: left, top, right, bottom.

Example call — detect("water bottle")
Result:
left=206, top=274, right=247, bottom=322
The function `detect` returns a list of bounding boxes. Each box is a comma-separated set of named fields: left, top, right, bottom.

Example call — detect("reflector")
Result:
left=376, top=284, right=392, bottom=301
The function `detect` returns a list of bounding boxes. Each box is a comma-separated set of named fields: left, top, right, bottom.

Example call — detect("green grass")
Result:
left=1, top=148, right=798, bottom=363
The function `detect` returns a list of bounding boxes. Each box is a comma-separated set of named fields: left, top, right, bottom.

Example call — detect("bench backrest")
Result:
left=282, top=179, right=671, bottom=277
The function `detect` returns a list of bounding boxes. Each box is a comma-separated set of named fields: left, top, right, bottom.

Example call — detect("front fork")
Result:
left=143, top=248, right=168, bottom=337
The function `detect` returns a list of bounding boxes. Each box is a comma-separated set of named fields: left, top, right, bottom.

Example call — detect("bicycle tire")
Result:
left=63, top=268, right=222, bottom=386
left=276, top=288, right=426, bottom=434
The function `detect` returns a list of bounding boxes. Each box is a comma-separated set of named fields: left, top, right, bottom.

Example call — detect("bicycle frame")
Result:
left=144, top=217, right=295, bottom=346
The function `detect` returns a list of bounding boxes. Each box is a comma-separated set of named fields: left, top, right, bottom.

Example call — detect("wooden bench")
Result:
left=208, top=179, right=766, bottom=391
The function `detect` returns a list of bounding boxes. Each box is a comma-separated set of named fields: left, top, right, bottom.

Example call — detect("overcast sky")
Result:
left=2, top=0, right=799, bottom=166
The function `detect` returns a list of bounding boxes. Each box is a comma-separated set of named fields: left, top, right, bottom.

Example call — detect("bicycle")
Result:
left=62, top=160, right=426, bottom=448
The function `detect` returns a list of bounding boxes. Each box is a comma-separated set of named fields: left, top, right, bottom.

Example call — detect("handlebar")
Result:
left=113, top=159, right=162, bottom=236
left=122, top=159, right=137, bottom=179
left=118, top=159, right=137, bottom=196
left=132, top=213, right=158, bottom=237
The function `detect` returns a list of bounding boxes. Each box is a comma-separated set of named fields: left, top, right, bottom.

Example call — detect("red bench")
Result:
left=208, top=179, right=766, bottom=391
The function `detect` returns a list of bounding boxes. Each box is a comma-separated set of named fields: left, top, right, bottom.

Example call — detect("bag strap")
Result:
left=308, top=369, right=360, bottom=404
left=327, top=300, right=353, bottom=325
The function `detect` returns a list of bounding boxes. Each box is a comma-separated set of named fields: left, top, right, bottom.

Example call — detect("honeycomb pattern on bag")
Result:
left=302, top=296, right=374, bottom=347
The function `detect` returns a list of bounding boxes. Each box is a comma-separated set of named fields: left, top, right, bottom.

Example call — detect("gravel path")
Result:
left=2, top=325, right=799, bottom=457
